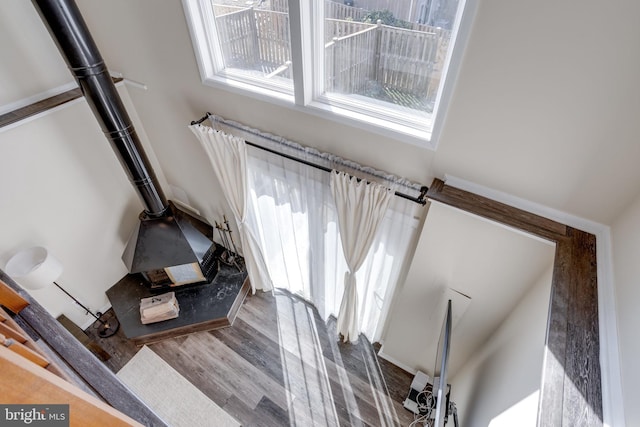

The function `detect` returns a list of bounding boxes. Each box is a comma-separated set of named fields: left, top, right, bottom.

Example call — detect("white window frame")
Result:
left=182, top=0, right=479, bottom=149
left=182, top=0, right=295, bottom=104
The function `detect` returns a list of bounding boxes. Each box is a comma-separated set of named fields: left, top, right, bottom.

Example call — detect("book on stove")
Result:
left=139, top=292, right=180, bottom=324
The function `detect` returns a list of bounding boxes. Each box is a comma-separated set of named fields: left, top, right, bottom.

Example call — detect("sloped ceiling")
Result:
left=432, top=0, right=640, bottom=225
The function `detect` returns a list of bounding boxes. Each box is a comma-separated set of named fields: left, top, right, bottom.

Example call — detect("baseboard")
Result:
left=377, top=345, right=417, bottom=375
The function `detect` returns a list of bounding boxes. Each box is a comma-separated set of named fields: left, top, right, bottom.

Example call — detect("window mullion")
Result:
left=288, top=0, right=312, bottom=106
left=310, top=0, right=326, bottom=102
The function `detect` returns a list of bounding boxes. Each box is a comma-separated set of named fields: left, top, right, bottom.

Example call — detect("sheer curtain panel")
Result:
left=189, top=124, right=273, bottom=293
left=330, top=171, right=392, bottom=342
left=246, top=147, right=420, bottom=342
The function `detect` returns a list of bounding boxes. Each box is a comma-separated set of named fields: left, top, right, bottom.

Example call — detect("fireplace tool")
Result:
left=215, top=216, right=244, bottom=271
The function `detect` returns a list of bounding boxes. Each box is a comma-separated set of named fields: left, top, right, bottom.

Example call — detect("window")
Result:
left=183, top=0, right=474, bottom=147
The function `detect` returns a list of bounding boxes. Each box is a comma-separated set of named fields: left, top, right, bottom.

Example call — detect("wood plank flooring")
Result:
left=86, top=289, right=415, bottom=426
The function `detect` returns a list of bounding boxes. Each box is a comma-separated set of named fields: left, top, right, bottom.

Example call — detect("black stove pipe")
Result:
left=31, top=0, right=168, bottom=218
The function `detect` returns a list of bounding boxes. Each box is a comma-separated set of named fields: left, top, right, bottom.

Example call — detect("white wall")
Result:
left=379, top=202, right=555, bottom=377
left=0, top=0, right=72, bottom=112
left=611, top=192, right=640, bottom=426
left=0, top=86, right=167, bottom=329
left=450, top=265, right=552, bottom=427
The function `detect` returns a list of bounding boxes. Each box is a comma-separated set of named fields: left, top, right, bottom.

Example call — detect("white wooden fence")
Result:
left=325, top=22, right=439, bottom=98
left=213, top=2, right=446, bottom=103
left=324, top=1, right=368, bottom=21
left=214, top=8, right=291, bottom=76
left=325, top=18, right=373, bottom=42
left=325, top=25, right=379, bottom=94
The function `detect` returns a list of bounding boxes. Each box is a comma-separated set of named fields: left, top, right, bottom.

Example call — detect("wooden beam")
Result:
left=426, top=178, right=567, bottom=241
left=0, top=87, right=82, bottom=128
left=539, top=237, right=570, bottom=425
left=425, top=178, right=602, bottom=426
left=563, top=229, right=602, bottom=423
left=0, top=77, right=123, bottom=129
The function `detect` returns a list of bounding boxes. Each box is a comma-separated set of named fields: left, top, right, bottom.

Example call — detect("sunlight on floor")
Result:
left=359, top=343, right=400, bottom=426
left=274, top=291, right=402, bottom=426
left=276, top=293, right=340, bottom=426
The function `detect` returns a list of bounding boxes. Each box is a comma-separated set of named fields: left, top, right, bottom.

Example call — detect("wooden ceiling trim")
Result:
left=426, top=178, right=568, bottom=241
left=0, top=77, right=123, bottom=129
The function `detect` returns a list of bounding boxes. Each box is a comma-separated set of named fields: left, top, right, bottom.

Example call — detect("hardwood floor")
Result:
left=86, top=289, right=415, bottom=427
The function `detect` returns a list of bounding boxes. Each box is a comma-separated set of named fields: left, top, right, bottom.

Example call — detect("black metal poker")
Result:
left=215, top=218, right=243, bottom=271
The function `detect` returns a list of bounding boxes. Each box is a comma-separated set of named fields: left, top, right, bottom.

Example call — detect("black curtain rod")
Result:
left=191, top=113, right=428, bottom=205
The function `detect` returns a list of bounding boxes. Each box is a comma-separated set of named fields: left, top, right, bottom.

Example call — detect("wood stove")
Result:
left=122, top=201, right=220, bottom=289
left=31, top=0, right=221, bottom=290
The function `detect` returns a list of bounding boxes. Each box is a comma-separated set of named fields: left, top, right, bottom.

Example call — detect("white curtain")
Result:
left=245, top=146, right=420, bottom=342
left=330, top=171, right=392, bottom=342
left=189, top=124, right=272, bottom=293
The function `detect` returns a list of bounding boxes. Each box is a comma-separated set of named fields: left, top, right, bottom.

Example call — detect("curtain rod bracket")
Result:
left=417, top=186, right=428, bottom=205
left=191, top=112, right=212, bottom=126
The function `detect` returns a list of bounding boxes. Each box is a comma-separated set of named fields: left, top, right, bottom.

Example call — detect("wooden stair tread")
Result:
left=0, top=279, right=29, bottom=314
left=0, top=322, right=28, bottom=343
left=0, top=306, right=71, bottom=379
